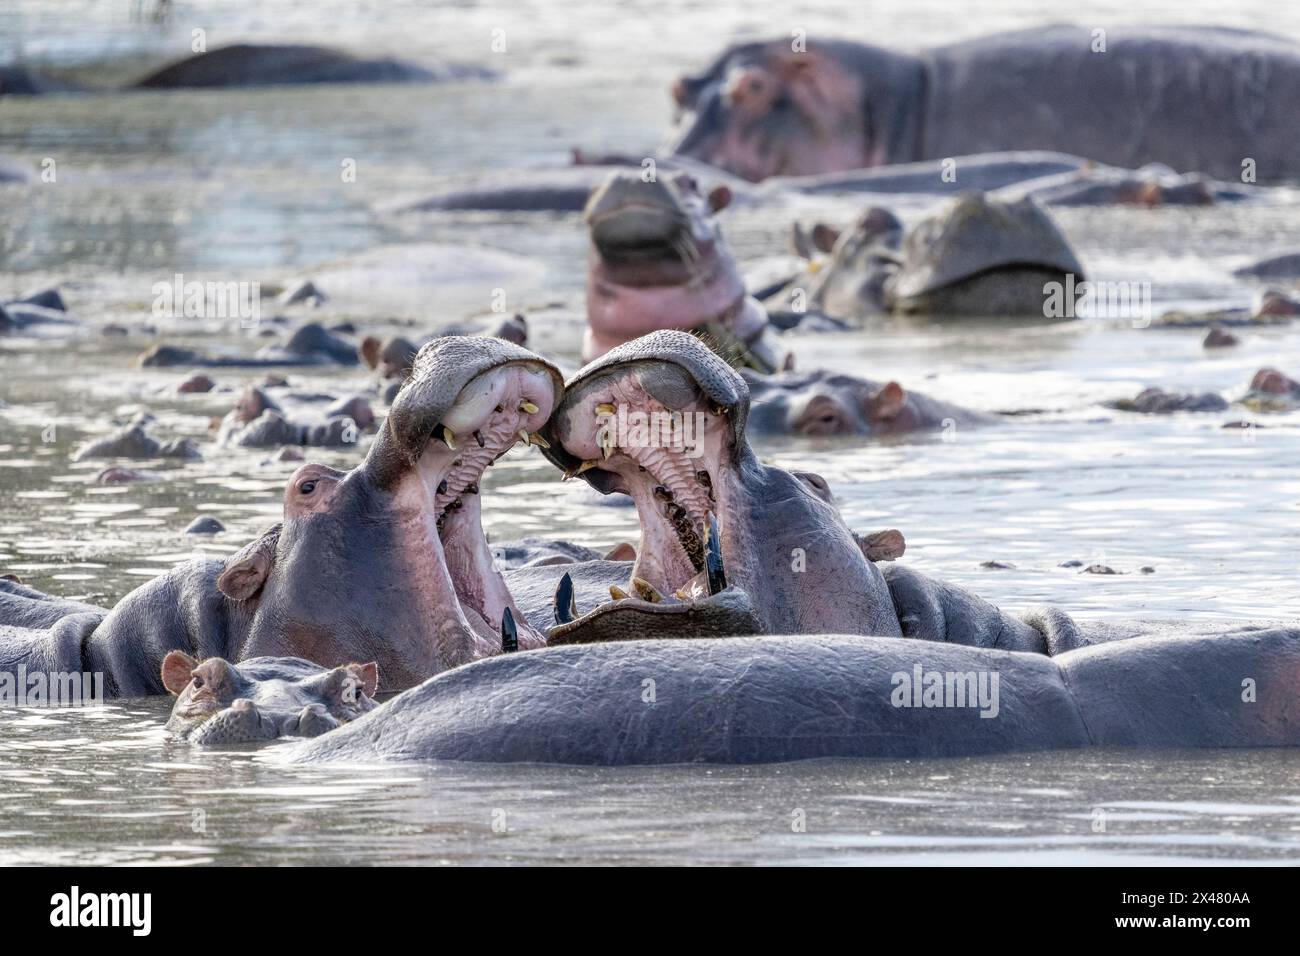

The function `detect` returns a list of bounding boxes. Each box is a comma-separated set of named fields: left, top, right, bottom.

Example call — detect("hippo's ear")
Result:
left=810, top=223, right=840, bottom=254
left=217, top=527, right=279, bottom=601
left=359, top=335, right=382, bottom=370
left=866, top=381, right=907, bottom=422
left=707, top=185, right=732, bottom=213
left=161, top=650, right=198, bottom=695
left=349, top=662, right=380, bottom=698
left=603, top=542, right=637, bottom=562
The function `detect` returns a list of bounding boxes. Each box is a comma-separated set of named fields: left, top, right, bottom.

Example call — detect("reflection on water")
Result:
left=3, top=0, right=1300, bottom=864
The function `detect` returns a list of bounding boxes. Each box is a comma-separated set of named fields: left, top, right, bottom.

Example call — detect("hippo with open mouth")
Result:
left=668, top=26, right=1300, bottom=183
left=1, top=336, right=562, bottom=695
left=583, top=170, right=782, bottom=370
left=768, top=192, right=1084, bottom=321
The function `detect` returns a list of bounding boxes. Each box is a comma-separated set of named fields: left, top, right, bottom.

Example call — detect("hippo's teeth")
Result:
left=695, top=470, right=714, bottom=499
left=653, top=485, right=673, bottom=502
left=563, top=459, right=599, bottom=481
left=705, top=512, right=727, bottom=595
left=595, top=402, right=617, bottom=417
left=601, top=431, right=614, bottom=460
left=441, top=426, right=458, bottom=450
left=473, top=429, right=486, bottom=447
left=464, top=481, right=479, bottom=495
left=609, top=584, right=630, bottom=601
left=553, top=571, right=577, bottom=625
left=518, top=428, right=531, bottom=446
left=529, top=432, right=551, bottom=449
left=631, top=577, right=664, bottom=603
left=519, top=400, right=540, bottom=415
left=500, top=607, right=518, bottom=654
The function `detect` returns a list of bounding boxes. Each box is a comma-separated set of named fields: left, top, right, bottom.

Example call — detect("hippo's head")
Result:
left=743, top=369, right=918, bottom=437
left=217, top=336, right=563, bottom=690
left=161, top=651, right=378, bottom=746
left=775, top=207, right=904, bottom=319
left=667, top=40, right=922, bottom=181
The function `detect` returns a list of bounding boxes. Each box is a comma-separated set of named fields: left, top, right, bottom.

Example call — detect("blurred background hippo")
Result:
left=766, top=192, right=1084, bottom=321
left=669, top=25, right=1300, bottom=182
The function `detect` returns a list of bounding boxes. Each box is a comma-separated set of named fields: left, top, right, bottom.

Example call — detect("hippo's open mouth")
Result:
left=585, top=175, right=714, bottom=283
left=541, top=332, right=762, bottom=642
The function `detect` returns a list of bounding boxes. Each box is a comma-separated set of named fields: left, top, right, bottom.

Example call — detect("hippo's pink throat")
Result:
left=392, top=364, right=555, bottom=664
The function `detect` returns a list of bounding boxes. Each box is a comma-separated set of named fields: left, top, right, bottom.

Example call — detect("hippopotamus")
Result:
left=2, top=44, right=492, bottom=97
left=1241, top=367, right=1300, bottom=411
left=1, top=336, right=563, bottom=695
left=583, top=171, right=784, bottom=370
left=139, top=322, right=358, bottom=368
left=73, top=420, right=201, bottom=461
left=1156, top=288, right=1300, bottom=329
left=1234, top=252, right=1300, bottom=282
left=216, top=386, right=375, bottom=449
left=283, top=618, right=1300, bottom=765
left=768, top=192, right=1083, bottom=321
left=0, top=288, right=75, bottom=333
left=1105, top=388, right=1229, bottom=415
left=359, top=314, right=529, bottom=382
left=668, top=26, right=1300, bottom=183
left=162, top=653, right=378, bottom=745
left=741, top=368, right=992, bottom=437
left=1004, top=163, right=1251, bottom=207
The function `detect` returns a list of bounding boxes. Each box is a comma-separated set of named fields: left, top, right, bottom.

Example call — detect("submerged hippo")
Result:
left=139, top=322, right=359, bottom=369
left=769, top=192, right=1084, bottom=321
left=742, top=368, right=991, bottom=437
left=73, top=419, right=201, bottom=461
left=1241, top=367, right=1300, bottom=411
left=583, top=171, right=782, bottom=370
left=0, top=288, right=75, bottom=333
left=669, top=26, right=1300, bottom=183
left=162, top=653, right=378, bottom=745
left=1, top=336, right=562, bottom=695
left=216, top=386, right=375, bottom=449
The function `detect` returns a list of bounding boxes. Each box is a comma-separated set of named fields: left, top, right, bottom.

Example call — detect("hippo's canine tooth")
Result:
left=500, top=607, right=518, bottom=654
left=437, top=479, right=448, bottom=494
left=553, top=571, right=577, bottom=625
left=631, top=577, right=664, bottom=603
left=563, top=459, right=599, bottom=480
left=600, top=431, right=614, bottom=459
left=528, top=432, right=550, bottom=449
left=609, top=584, right=630, bottom=601
left=595, top=402, right=617, bottom=416
left=705, top=512, right=727, bottom=595
left=473, top=429, right=486, bottom=447
left=440, top=426, right=458, bottom=450
left=519, top=400, right=540, bottom=414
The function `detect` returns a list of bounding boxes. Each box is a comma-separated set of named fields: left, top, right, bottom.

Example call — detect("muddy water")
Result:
left=3, top=0, right=1300, bottom=864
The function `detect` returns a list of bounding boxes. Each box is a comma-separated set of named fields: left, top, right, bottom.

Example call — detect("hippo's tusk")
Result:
left=500, top=607, right=518, bottom=653
left=631, top=577, right=664, bottom=603
left=517, top=428, right=530, bottom=446
left=553, top=571, right=577, bottom=625
left=529, top=432, right=550, bottom=449
left=609, top=584, right=630, bottom=601
left=563, top=459, right=599, bottom=480
left=601, top=431, right=614, bottom=460
left=595, top=402, right=617, bottom=417
left=705, top=512, right=727, bottom=595
left=519, top=400, right=540, bottom=414
left=441, top=426, right=458, bottom=450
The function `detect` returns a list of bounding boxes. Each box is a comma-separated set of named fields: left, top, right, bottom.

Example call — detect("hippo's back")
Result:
left=923, top=25, right=1300, bottom=181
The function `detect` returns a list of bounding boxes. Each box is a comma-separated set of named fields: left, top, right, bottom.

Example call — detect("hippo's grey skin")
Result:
left=0, top=288, right=74, bottom=333
left=535, top=330, right=1063, bottom=649
left=582, top=171, right=783, bottom=370
left=73, top=422, right=201, bottom=461
left=139, top=322, right=358, bottom=368
left=216, top=386, right=375, bottom=449
left=1156, top=289, right=1300, bottom=329
left=162, top=652, right=378, bottom=745
left=769, top=192, right=1083, bottom=322
left=1234, top=253, right=1300, bottom=282
left=359, top=314, right=529, bottom=381
left=669, top=26, right=1300, bottom=183
left=1004, top=163, right=1251, bottom=207
left=742, top=368, right=992, bottom=437
left=1, top=336, right=563, bottom=696
left=285, top=620, right=1300, bottom=765
left=1106, top=388, right=1229, bottom=414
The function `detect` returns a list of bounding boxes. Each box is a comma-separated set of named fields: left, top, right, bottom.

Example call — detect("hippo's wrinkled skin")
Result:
left=583, top=171, right=781, bottom=370
left=742, top=368, right=992, bottom=437
left=284, top=621, right=1300, bottom=765
left=139, top=323, right=358, bottom=369
left=1, top=336, right=563, bottom=695
left=670, top=26, right=1300, bottom=183
left=162, top=652, right=378, bottom=746
left=769, top=192, right=1084, bottom=321
left=216, top=386, right=375, bottom=449
left=535, top=331, right=1059, bottom=648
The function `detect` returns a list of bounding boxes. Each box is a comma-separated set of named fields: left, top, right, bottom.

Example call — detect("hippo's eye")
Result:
left=298, top=479, right=317, bottom=495
left=192, top=674, right=204, bottom=689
